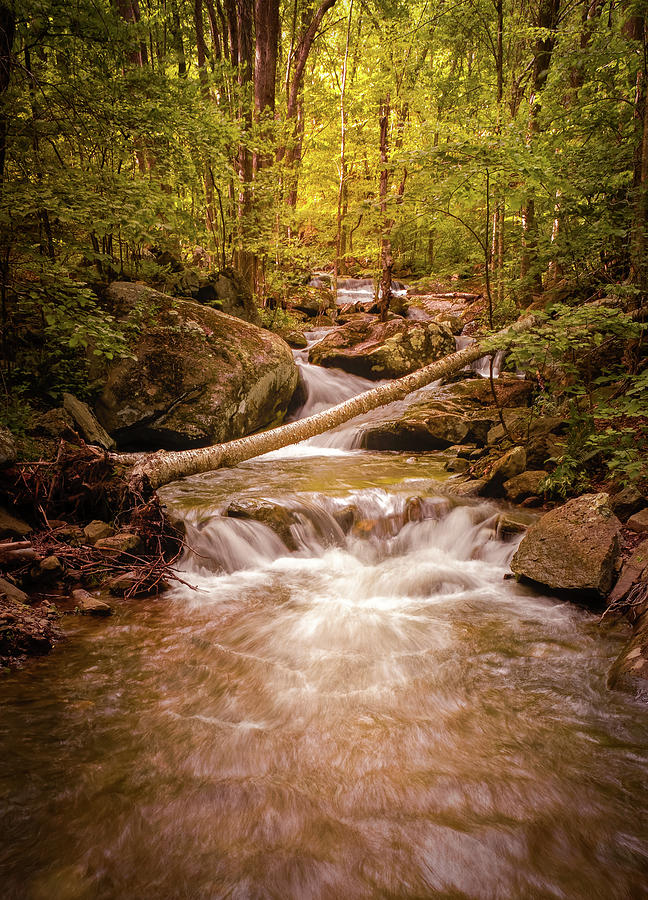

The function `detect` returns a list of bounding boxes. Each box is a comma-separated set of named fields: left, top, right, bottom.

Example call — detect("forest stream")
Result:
left=2, top=322, right=648, bottom=899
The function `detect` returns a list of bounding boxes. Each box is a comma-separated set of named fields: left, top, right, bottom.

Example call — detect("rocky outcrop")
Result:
left=309, top=315, right=455, bottom=380
left=98, top=283, right=298, bottom=451
left=605, top=541, right=648, bottom=698
left=511, top=493, right=621, bottom=598
left=359, top=376, right=534, bottom=452
left=287, top=286, right=336, bottom=318
left=363, top=410, right=476, bottom=451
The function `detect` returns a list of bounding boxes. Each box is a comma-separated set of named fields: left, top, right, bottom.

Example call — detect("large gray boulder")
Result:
left=98, top=283, right=298, bottom=450
left=511, top=493, right=621, bottom=597
left=309, top=315, right=455, bottom=380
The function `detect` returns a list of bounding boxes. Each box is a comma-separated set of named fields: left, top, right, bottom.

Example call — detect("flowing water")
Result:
left=1, top=339, right=648, bottom=898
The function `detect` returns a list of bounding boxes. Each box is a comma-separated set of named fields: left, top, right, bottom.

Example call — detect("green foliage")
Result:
left=489, top=303, right=648, bottom=493
left=257, top=306, right=303, bottom=334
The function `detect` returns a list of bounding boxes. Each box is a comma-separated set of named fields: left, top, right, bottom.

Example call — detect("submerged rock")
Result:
left=511, top=493, right=621, bottom=598
left=309, top=315, right=454, bottom=380
left=72, top=589, right=112, bottom=617
left=225, top=498, right=297, bottom=550
left=98, top=283, right=298, bottom=451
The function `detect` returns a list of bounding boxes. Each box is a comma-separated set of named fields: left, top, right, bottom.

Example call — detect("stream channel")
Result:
left=2, top=285, right=648, bottom=898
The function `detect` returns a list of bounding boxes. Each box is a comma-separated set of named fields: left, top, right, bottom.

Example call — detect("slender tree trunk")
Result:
left=520, top=0, right=560, bottom=302
left=0, top=1, right=15, bottom=191
left=630, top=12, right=648, bottom=288
left=334, top=0, right=354, bottom=295
left=378, top=95, right=393, bottom=322
left=281, top=0, right=338, bottom=209
left=128, top=316, right=534, bottom=492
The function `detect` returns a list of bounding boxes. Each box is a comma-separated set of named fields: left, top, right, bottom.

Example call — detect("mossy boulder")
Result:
left=308, top=315, right=454, bottom=380
left=98, top=283, right=298, bottom=451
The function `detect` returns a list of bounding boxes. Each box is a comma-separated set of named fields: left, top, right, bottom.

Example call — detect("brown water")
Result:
left=1, top=449, right=648, bottom=899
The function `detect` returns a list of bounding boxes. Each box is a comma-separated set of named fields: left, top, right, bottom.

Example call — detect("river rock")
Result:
left=511, top=493, right=621, bottom=597
left=503, top=470, right=547, bottom=504
left=626, top=508, right=648, bottom=534
left=38, top=556, right=64, bottom=577
left=72, top=589, right=112, bottom=616
left=226, top=499, right=297, bottom=550
left=83, top=520, right=115, bottom=544
left=280, top=329, right=308, bottom=349
left=288, top=286, right=336, bottom=318
left=488, top=446, right=526, bottom=485
left=97, top=283, right=298, bottom=450
left=94, top=532, right=142, bottom=556
left=308, top=315, right=454, bottom=380
left=0, top=576, right=28, bottom=604
left=63, top=393, right=116, bottom=450
left=363, top=412, right=472, bottom=451
left=0, top=426, right=17, bottom=468
left=0, top=507, right=32, bottom=539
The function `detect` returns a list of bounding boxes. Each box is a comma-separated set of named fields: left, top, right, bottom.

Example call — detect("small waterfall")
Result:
left=308, top=275, right=408, bottom=307
left=181, top=490, right=518, bottom=578
left=455, top=335, right=505, bottom=378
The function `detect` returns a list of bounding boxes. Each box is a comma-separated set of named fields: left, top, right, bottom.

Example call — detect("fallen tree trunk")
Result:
left=127, top=320, right=530, bottom=492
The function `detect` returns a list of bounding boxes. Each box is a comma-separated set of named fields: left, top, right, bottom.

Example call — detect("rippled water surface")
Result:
left=1, top=448, right=648, bottom=900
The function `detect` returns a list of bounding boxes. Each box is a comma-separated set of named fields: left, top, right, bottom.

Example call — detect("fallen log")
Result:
left=126, top=317, right=532, bottom=492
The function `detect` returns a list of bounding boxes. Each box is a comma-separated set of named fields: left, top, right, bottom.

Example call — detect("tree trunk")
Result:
left=0, top=1, right=15, bottom=191
left=334, top=0, right=354, bottom=294
left=127, top=316, right=534, bottom=492
left=520, top=0, right=560, bottom=302
left=378, top=95, right=392, bottom=322
left=281, top=0, right=338, bottom=209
